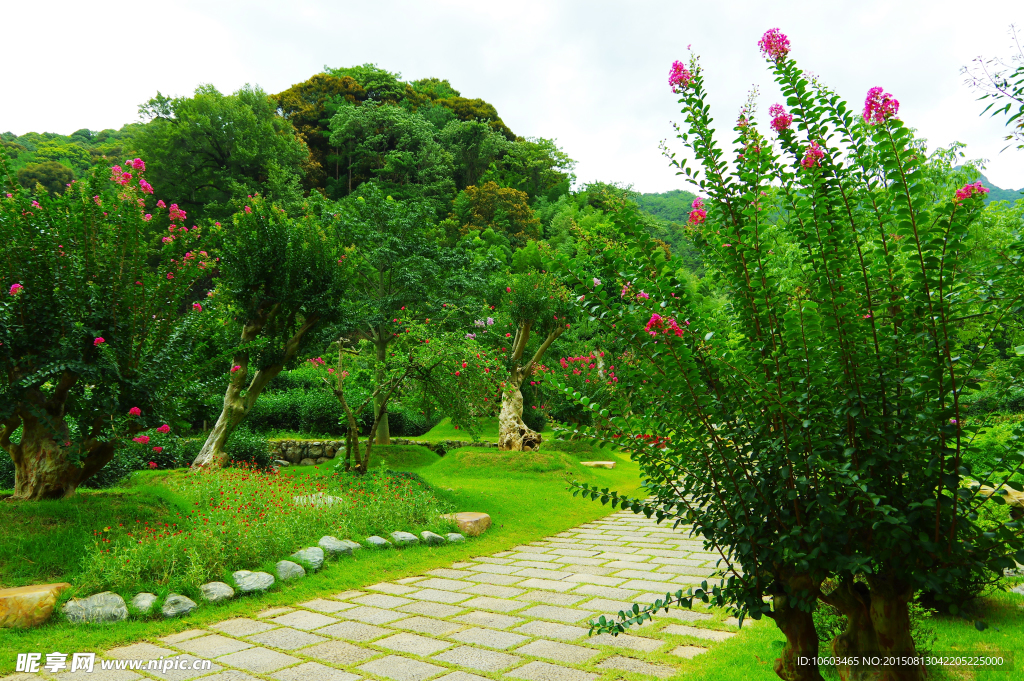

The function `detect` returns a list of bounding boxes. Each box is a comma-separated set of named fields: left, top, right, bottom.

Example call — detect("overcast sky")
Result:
left=3, top=0, right=1022, bottom=194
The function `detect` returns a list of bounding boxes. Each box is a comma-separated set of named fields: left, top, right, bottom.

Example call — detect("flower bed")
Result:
left=77, top=466, right=456, bottom=594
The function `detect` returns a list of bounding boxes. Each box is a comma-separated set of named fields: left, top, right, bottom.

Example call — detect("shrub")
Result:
left=1, top=154, right=212, bottom=500
left=299, top=389, right=342, bottom=434
left=225, top=428, right=272, bottom=470
left=559, top=31, right=1024, bottom=681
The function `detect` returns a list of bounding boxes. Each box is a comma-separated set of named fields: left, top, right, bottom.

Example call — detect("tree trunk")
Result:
left=768, top=577, right=825, bottom=681
left=191, top=309, right=319, bottom=470
left=191, top=364, right=283, bottom=469
left=373, top=337, right=391, bottom=445
left=825, top=577, right=923, bottom=681
left=5, top=414, right=116, bottom=501
left=498, top=375, right=542, bottom=451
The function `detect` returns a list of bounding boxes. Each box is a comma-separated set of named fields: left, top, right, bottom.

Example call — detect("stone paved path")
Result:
left=9, top=510, right=758, bottom=681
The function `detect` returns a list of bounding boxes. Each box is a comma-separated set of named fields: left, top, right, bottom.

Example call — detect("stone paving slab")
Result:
left=7, top=509, right=758, bottom=681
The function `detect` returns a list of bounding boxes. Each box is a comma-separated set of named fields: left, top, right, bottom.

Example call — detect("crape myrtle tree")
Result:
left=309, top=316, right=494, bottom=473
left=337, top=186, right=485, bottom=445
left=190, top=195, right=350, bottom=469
left=551, top=31, right=1024, bottom=681
left=0, top=155, right=211, bottom=499
left=493, top=272, right=574, bottom=451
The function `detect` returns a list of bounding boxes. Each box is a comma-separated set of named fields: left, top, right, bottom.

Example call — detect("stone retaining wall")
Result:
left=268, top=438, right=497, bottom=464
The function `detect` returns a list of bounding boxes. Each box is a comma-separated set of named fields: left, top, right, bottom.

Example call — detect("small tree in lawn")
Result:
left=553, top=31, right=1024, bottom=681
left=311, top=316, right=492, bottom=473
left=190, top=196, right=350, bottom=469
left=338, top=186, right=485, bottom=445
left=0, top=155, right=209, bottom=499
left=495, top=271, right=574, bottom=451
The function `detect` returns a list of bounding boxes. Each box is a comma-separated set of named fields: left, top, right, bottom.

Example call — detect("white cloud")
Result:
left=2, top=0, right=1021, bottom=192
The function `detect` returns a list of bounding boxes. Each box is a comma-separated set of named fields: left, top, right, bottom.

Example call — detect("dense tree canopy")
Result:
left=130, top=84, right=308, bottom=223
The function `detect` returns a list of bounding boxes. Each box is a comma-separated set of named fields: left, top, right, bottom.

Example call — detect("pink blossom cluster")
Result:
left=139, top=178, right=154, bottom=195
left=308, top=357, right=326, bottom=366
left=862, top=87, right=899, bottom=125
left=769, top=103, right=793, bottom=132
left=94, top=337, right=105, bottom=346
left=9, top=283, right=23, bottom=296
left=688, top=197, right=707, bottom=225
left=168, top=204, right=187, bottom=221
left=801, top=141, right=825, bottom=169
left=244, top=206, right=252, bottom=214
left=192, top=302, right=203, bottom=311
left=645, top=313, right=687, bottom=337
left=954, top=181, right=989, bottom=203
left=156, top=424, right=171, bottom=433
left=132, top=435, right=150, bottom=445
left=669, top=60, right=694, bottom=93
left=157, top=200, right=166, bottom=209
left=758, top=28, right=791, bottom=62
left=128, top=407, right=142, bottom=416
left=110, top=166, right=132, bottom=186
left=129, top=158, right=146, bottom=171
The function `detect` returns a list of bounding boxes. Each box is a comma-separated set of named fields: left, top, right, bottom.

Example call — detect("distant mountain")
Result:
left=979, top=174, right=1024, bottom=205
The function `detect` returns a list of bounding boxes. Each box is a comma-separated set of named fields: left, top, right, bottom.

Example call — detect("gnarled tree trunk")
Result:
left=824, top=576, right=922, bottom=681
left=4, top=418, right=118, bottom=501
left=767, top=573, right=825, bottom=681
left=2, top=373, right=119, bottom=500
left=498, top=380, right=542, bottom=451
left=497, top=320, right=564, bottom=451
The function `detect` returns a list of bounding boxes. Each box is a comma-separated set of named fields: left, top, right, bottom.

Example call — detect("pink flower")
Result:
left=9, top=283, right=23, bottom=296
left=636, top=291, right=650, bottom=300
left=168, top=204, right=186, bottom=221
left=149, top=459, right=159, bottom=466
left=143, top=214, right=152, bottom=222
left=801, top=141, right=825, bottom=169
left=166, top=273, right=174, bottom=280
left=94, top=337, right=105, bottom=346
left=688, top=197, right=707, bottom=225
left=156, top=424, right=170, bottom=434
left=133, top=435, right=150, bottom=445
left=669, top=60, right=694, bottom=93
left=862, top=87, right=900, bottom=125
left=131, top=158, right=146, bottom=171
left=954, top=181, right=989, bottom=203
left=128, top=407, right=142, bottom=416
left=162, top=236, right=174, bottom=244
left=139, top=178, right=154, bottom=194
left=31, top=200, right=40, bottom=208
left=758, top=28, right=791, bottom=62
left=156, top=199, right=166, bottom=208
left=506, top=287, right=511, bottom=293
left=192, top=302, right=203, bottom=311
left=769, top=103, right=793, bottom=132
left=231, top=365, right=242, bottom=372
left=244, top=206, right=252, bottom=214
left=593, top=278, right=602, bottom=286
left=645, top=313, right=664, bottom=336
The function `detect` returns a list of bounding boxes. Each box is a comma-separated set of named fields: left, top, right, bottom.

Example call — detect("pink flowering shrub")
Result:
left=687, top=197, right=707, bottom=225
left=668, top=60, right=694, bottom=93
left=769, top=103, right=793, bottom=132
left=758, top=28, right=791, bottom=61
left=553, top=29, right=1020, bottom=680
left=862, top=86, right=900, bottom=125
left=954, top=180, right=989, bottom=202
left=801, top=140, right=825, bottom=168
left=0, top=151, right=212, bottom=500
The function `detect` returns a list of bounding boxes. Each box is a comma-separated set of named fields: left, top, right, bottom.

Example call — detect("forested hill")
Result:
left=977, top=173, right=1023, bottom=204
left=1, top=64, right=575, bottom=225
left=636, top=189, right=698, bottom=223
